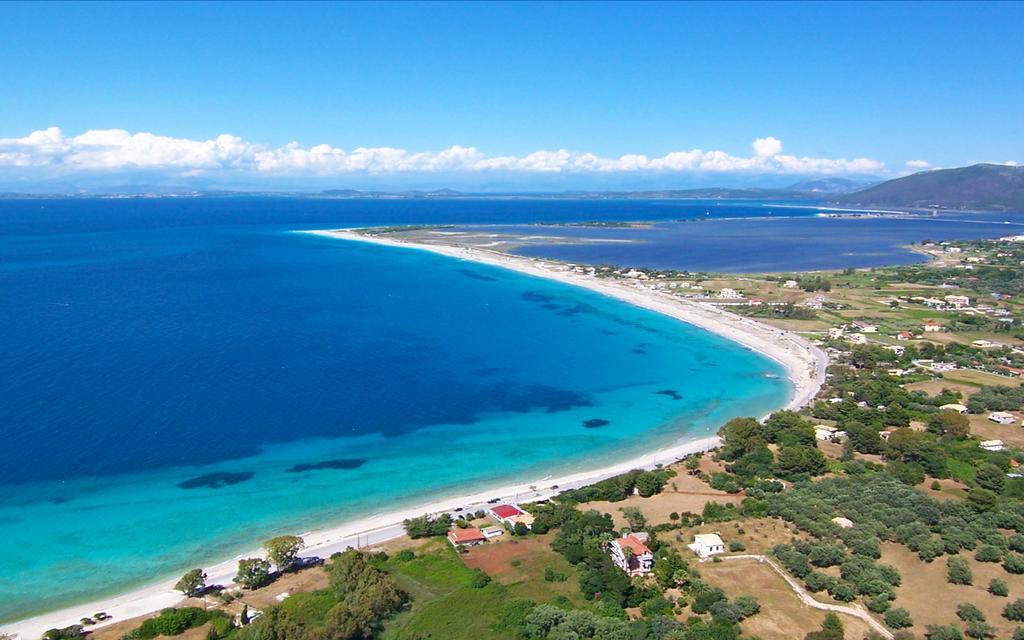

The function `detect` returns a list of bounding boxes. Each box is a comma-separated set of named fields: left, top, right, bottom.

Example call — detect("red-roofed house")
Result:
left=609, top=533, right=654, bottom=576
left=447, top=527, right=486, bottom=548
left=487, top=504, right=534, bottom=530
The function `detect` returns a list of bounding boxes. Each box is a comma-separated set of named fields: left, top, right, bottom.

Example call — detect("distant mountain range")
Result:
left=837, top=163, right=1024, bottom=211
left=3, top=164, right=1022, bottom=212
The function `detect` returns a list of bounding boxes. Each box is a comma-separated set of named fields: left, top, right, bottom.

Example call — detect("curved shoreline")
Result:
left=3, top=229, right=827, bottom=639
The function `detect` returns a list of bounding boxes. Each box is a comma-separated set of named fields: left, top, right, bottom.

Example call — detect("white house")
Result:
left=980, top=440, right=1007, bottom=452
left=783, top=280, right=799, bottom=288
left=717, top=288, right=741, bottom=299
left=923, top=321, right=945, bottom=333
left=815, top=425, right=839, bottom=441
left=609, top=533, right=654, bottom=576
left=972, top=340, right=996, bottom=348
left=688, top=533, right=726, bottom=559
left=930, top=362, right=957, bottom=372
left=853, top=321, right=878, bottom=333
left=828, top=327, right=845, bottom=339
left=939, top=403, right=970, bottom=415
left=848, top=333, right=868, bottom=345
left=988, top=412, right=1018, bottom=425
left=945, top=295, right=970, bottom=308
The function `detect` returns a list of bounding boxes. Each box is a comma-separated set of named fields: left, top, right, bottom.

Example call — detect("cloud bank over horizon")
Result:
left=0, top=128, right=889, bottom=187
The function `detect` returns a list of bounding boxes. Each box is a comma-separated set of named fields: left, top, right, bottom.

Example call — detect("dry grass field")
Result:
left=699, top=558, right=874, bottom=640
left=881, top=543, right=1024, bottom=638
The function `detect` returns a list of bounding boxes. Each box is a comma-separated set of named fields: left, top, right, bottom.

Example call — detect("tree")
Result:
left=947, top=556, right=973, bottom=585
left=975, top=545, right=1003, bottom=563
left=976, top=464, right=1006, bottom=493
left=775, top=444, right=828, bottom=478
left=928, top=411, right=970, bottom=439
left=804, top=612, right=843, bottom=640
left=620, top=506, right=647, bottom=531
left=925, top=625, right=963, bottom=640
left=733, top=595, right=760, bottom=619
left=957, top=603, right=985, bottom=622
left=174, top=569, right=207, bottom=597
left=885, top=608, right=914, bottom=629
left=263, top=535, right=304, bottom=571
left=1007, top=553, right=1024, bottom=574
left=720, top=417, right=766, bottom=460
left=968, top=488, right=999, bottom=512
left=1005, top=598, right=1024, bottom=622
left=235, top=558, right=272, bottom=590
left=989, top=578, right=1009, bottom=597
left=403, top=514, right=451, bottom=538
left=845, top=420, right=883, bottom=454
left=513, top=521, right=530, bottom=536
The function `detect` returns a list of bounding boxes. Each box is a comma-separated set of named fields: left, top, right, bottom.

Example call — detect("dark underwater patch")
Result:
left=456, top=268, right=498, bottom=282
left=178, top=472, right=254, bottom=490
left=522, top=290, right=556, bottom=304
left=583, top=418, right=610, bottom=429
left=655, top=389, right=682, bottom=400
left=287, top=458, right=367, bottom=473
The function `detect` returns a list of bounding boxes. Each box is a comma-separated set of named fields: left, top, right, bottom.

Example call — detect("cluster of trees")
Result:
left=717, top=413, right=827, bottom=484
left=558, top=468, right=675, bottom=503
left=969, top=385, right=1024, bottom=413
left=770, top=474, right=1024, bottom=572
left=234, top=549, right=408, bottom=640
left=772, top=542, right=900, bottom=609
left=402, top=513, right=452, bottom=539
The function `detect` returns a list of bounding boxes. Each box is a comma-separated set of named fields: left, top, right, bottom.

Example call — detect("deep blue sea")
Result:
left=0, top=198, right=798, bottom=622
left=2, top=197, right=1020, bottom=621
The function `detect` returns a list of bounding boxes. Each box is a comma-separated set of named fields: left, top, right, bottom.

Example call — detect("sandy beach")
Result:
left=3, top=228, right=826, bottom=640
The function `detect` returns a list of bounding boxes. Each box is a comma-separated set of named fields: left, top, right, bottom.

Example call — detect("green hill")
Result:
left=837, top=163, right=1024, bottom=211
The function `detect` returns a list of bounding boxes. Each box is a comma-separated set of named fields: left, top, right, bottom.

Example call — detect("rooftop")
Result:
left=490, top=504, right=526, bottom=519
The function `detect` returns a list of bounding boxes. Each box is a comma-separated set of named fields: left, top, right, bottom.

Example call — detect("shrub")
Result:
left=964, top=621, right=995, bottom=639
left=1005, top=598, right=1024, bottom=621
left=728, top=540, right=746, bottom=552
left=1006, top=553, right=1024, bottom=574
left=975, top=545, right=1003, bottom=563
left=885, top=608, right=913, bottom=629
left=957, top=603, right=985, bottom=622
left=990, top=578, right=1009, bottom=597
left=543, top=567, right=567, bottom=582
left=867, top=594, right=892, bottom=613
left=733, top=595, right=760, bottom=619
left=394, top=549, right=415, bottom=562
left=470, top=569, right=492, bottom=588
left=947, top=556, right=973, bottom=585
left=924, top=624, right=963, bottom=640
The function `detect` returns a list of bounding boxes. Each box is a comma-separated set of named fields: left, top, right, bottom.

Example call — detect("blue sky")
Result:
left=0, top=1, right=1021, bottom=191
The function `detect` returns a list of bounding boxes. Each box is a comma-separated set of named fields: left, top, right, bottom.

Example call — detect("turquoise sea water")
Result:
left=0, top=200, right=789, bottom=622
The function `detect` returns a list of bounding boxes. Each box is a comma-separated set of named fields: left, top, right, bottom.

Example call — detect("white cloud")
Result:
left=905, top=160, right=931, bottom=169
left=0, top=127, right=885, bottom=177
left=752, top=136, right=783, bottom=157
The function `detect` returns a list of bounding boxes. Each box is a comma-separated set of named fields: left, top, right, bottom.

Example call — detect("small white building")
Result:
left=939, top=403, right=970, bottom=415
left=972, top=340, right=996, bottom=348
left=815, top=425, right=841, bottom=441
left=930, top=362, right=958, bottom=372
left=717, top=288, right=741, bottom=299
left=980, top=440, right=1007, bottom=452
left=853, top=321, right=878, bottom=333
left=609, top=532, right=654, bottom=576
left=988, top=412, right=1018, bottom=425
left=783, top=280, right=799, bottom=289
left=923, top=321, right=945, bottom=333
left=688, top=533, right=726, bottom=559
left=480, top=526, right=505, bottom=539
left=828, top=327, right=845, bottom=339
left=848, top=333, right=868, bottom=345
